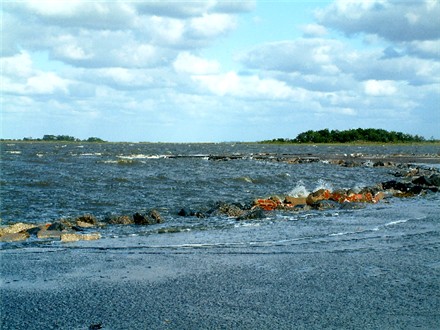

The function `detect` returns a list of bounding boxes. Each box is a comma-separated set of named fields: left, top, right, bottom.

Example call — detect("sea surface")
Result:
left=1, top=142, right=439, bottom=251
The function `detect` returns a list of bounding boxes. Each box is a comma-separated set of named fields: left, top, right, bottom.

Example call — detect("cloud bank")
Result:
left=2, top=0, right=439, bottom=141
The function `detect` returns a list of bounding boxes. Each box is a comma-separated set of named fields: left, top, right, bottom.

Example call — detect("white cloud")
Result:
left=301, top=24, right=328, bottom=38
left=189, top=14, right=237, bottom=38
left=364, top=80, right=397, bottom=96
left=7, top=1, right=136, bottom=30
left=193, top=71, right=301, bottom=100
left=173, top=52, right=220, bottom=75
left=1, top=52, right=70, bottom=95
left=239, top=39, right=346, bottom=75
left=407, top=40, right=440, bottom=59
left=26, top=72, right=69, bottom=94
left=317, top=0, right=440, bottom=42
left=1, top=52, right=34, bottom=78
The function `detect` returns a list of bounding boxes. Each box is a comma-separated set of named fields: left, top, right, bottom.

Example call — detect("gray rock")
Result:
left=236, top=208, right=265, bottom=220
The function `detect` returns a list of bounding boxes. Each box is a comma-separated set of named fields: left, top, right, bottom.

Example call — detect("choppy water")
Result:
left=1, top=142, right=439, bottom=252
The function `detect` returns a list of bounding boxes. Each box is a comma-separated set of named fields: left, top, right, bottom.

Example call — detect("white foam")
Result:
left=384, top=219, right=409, bottom=227
left=314, top=178, right=333, bottom=191
left=117, top=154, right=169, bottom=160
left=80, top=153, right=103, bottom=156
left=287, top=180, right=309, bottom=197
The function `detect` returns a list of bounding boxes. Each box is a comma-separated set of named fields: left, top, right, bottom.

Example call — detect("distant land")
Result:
left=1, top=129, right=438, bottom=144
left=1, top=135, right=106, bottom=143
left=261, top=128, right=438, bottom=144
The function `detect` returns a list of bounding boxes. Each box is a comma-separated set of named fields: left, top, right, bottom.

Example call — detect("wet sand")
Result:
left=1, top=237, right=439, bottom=330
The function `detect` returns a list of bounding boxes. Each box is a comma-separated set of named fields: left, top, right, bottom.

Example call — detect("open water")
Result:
left=1, top=142, right=439, bottom=251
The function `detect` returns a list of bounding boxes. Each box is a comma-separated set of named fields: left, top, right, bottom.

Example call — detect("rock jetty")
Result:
left=1, top=161, right=439, bottom=243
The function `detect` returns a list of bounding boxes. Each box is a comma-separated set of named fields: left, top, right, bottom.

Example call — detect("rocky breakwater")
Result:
left=177, top=163, right=440, bottom=219
left=1, top=162, right=439, bottom=244
left=0, top=210, right=164, bottom=243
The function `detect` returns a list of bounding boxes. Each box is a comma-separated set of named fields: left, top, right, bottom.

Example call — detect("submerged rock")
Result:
left=177, top=208, right=205, bottom=218
left=61, top=233, right=101, bottom=242
left=339, top=202, right=366, bottom=210
left=0, top=223, right=37, bottom=236
left=0, top=232, right=30, bottom=242
left=37, top=229, right=65, bottom=240
left=236, top=208, right=265, bottom=220
left=47, top=221, right=72, bottom=231
left=311, top=200, right=339, bottom=210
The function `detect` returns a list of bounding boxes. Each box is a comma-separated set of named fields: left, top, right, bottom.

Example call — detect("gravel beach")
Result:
left=2, top=230, right=439, bottom=330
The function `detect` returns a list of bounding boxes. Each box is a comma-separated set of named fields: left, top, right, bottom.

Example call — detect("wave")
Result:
left=117, top=154, right=169, bottom=160
left=287, top=180, right=309, bottom=197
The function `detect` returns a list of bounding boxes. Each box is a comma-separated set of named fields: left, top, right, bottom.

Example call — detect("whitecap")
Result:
left=384, top=219, right=409, bottom=227
left=314, top=179, right=333, bottom=191
left=287, top=180, right=309, bottom=197
left=117, top=154, right=169, bottom=160
left=80, top=153, right=102, bottom=156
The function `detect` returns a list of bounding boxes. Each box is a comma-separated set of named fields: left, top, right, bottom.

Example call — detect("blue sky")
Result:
left=2, top=0, right=439, bottom=142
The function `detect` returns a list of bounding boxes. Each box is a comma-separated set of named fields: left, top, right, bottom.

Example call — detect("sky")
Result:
left=1, top=0, right=439, bottom=142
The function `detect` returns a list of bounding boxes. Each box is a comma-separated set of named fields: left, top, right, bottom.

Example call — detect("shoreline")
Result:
left=2, top=225, right=439, bottom=329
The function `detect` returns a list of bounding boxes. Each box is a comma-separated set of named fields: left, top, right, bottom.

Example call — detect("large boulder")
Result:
left=133, top=210, right=164, bottom=225
left=0, top=223, right=37, bottom=236
left=76, top=214, right=98, bottom=228
left=107, top=215, right=134, bottom=225
left=413, top=174, right=440, bottom=187
left=208, top=202, right=245, bottom=217
left=306, top=189, right=331, bottom=205
left=284, top=196, right=307, bottom=207
left=253, top=198, right=279, bottom=211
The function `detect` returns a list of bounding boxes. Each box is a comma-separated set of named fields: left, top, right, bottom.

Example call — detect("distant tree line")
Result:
left=262, top=128, right=431, bottom=144
left=17, top=135, right=106, bottom=142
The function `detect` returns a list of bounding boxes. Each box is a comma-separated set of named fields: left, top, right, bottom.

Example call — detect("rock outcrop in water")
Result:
left=1, top=161, right=439, bottom=243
